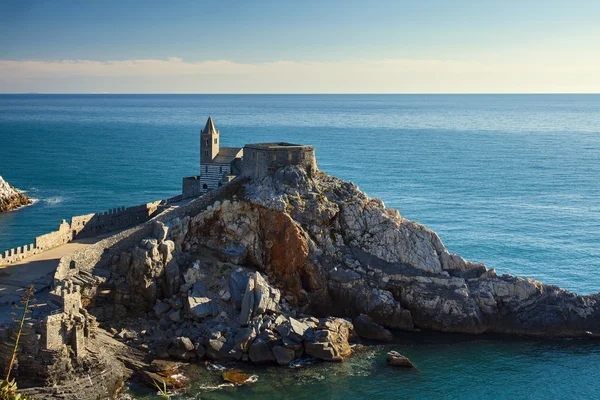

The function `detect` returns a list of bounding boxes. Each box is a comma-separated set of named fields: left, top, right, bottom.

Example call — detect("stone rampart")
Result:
left=0, top=200, right=165, bottom=266
left=54, top=178, right=248, bottom=283
left=242, top=143, right=317, bottom=180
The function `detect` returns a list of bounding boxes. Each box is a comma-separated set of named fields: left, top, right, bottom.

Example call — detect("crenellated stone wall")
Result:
left=0, top=200, right=166, bottom=266
left=54, top=178, right=248, bottom=283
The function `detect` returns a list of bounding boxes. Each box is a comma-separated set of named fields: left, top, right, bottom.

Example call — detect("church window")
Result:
left=214, top=138, right=218, bottom=144
left=202, top=184, right=208, bottom=189
left=288, top=152, right=292, bottom=161
left=219, top=166, right=223, bottom=173
left=205, top=166, right=208, bottom=173
left=205, top=139, right=209, bottom=146
left=204, top=150, right=209, bottom=156
left=218, top=181, right=223, bottom=187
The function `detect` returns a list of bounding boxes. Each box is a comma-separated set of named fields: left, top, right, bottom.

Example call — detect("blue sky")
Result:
left=1, top=0, right=599, bottom=93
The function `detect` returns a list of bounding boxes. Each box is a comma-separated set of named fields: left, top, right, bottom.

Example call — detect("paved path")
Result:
left=0, top=196, right=192, bottom=320
left=0, top=237, right=104, bottom=302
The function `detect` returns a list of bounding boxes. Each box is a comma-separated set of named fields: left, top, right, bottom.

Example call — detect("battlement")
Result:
left=241, top=142, right=317, bottom=180
left=0, top=200, right=166, bottom=266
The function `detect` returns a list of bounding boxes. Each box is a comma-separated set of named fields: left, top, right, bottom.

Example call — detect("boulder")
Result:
left=271, top=346, right=295, bottom=365
left=195, top=343, right=206, bottom=359
left=229, top=269, right=250, bottom=309
left=239, top=272, right=281, bottom=325
left=153, top=301, right=171, bottom=318
left=153, top=221, right=169, bottom=242
left=353, top=314, right=393, bottom=341
left=148, top=359, right=178, bottom=375
left=248, top=338, right=274, bottom=364
left=187, top=282, right=218, bottom=319
left=254, top=272, right=281, bottom=314
left=168, top=310, right=181, bottom=323
left=304, top=317, right=353, bottom=362
left=289, top=317, right=311, bottom=341
left=239, top=276, right=255, bottom=325
left=168, top=337, right=195, bottom=360
left=386, top=351, right=416, bottom=368
left=233, top=327, right=256, bottom=353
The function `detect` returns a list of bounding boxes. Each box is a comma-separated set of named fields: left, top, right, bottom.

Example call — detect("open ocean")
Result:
left=1, top=94, right=599, bottom=399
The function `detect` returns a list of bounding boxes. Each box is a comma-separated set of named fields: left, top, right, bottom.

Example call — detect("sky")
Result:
left=1, top=0, right=599, bottom=93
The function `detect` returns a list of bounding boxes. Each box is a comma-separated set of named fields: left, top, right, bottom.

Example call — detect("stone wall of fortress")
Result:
left=54, top=178, right=248, bottom=283
left=241, top=144, right=317, bottom=180
left=0, top=200, right=165, bottom=266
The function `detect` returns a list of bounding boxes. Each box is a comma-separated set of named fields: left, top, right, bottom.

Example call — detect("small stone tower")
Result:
left=200, top=116, right=219, bottom=163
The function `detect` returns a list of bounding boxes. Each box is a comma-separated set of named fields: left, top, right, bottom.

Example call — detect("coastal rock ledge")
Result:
left=3, top=165, right=599, bottom=399
left=0, top=175, right=31, bottom=212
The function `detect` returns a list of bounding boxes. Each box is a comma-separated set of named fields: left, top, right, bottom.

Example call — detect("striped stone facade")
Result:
left=199, top=163, right=232, bottom=194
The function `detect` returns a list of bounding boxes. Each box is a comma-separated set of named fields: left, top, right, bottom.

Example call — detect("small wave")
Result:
left=44, top=196, right=66, bottom=206
left=197, top=383, right=235, bottom=391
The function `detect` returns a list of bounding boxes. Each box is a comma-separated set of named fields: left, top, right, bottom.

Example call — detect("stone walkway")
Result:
left=0, top=196, right=193, bottom=322
left=0, top=237, right=103, bottom=302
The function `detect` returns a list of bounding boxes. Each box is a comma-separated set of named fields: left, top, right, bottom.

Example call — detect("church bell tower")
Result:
left=200, top=116, right=219, bottom=165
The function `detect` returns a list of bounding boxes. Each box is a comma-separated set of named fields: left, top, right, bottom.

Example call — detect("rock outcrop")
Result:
left=8, top=161, right=600, bottom=398
left=179, top=166, right=599, bottom=338
left=0, top=175, right=30, bottom=212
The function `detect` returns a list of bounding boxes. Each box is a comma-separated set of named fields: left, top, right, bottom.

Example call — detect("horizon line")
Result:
left=2, top=92, right=600, bottom=95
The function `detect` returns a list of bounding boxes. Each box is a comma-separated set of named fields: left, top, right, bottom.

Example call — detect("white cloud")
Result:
left=0, top=57, right=599, bottom=93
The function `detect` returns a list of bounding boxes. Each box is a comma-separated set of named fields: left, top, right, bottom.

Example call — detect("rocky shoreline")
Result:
left=0, top=175, right=31, bottom=212
left=3, top=165, right=599, bottom=398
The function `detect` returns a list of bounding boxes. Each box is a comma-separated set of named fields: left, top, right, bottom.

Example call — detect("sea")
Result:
left=0, top=94, right=599, bottom=399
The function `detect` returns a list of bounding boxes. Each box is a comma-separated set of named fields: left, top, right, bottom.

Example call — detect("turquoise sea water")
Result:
left=1, top=94, right=599, bottom=399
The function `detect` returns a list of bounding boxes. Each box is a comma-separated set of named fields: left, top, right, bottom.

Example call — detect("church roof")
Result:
left=213, top=147, right=243, bottom=164
left=202, top=116, right=218, bottom=135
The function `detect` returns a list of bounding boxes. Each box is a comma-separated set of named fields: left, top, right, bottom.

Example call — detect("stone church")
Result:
left=182, top=117, right=243, bottom=197
left=182, top=117, right=317, bottom=199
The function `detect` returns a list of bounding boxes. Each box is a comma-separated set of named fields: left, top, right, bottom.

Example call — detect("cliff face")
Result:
left=0, top=175, right=30, bottom=212
left=178, top=166, right=599, bottom=338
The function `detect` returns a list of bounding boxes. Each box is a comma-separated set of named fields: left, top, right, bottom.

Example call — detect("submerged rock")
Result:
left=222, top=370, right=252, bottom=385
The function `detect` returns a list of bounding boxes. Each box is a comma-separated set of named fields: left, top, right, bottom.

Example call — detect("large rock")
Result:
left=271, top=345, right=295, bottom=365
left=0, top=175, right=30, bottom=212
left=248, top=337, right=274, bottom=364
left=233, top=327, right=256, bottom=353
left=168, top=337, right=195, bottom=360
left=187, top=282, right=218, bottom=319
left=239, top=272, right=280, bottom=325
left=229, top=268, right=251, bottom=309
left=353, top=314, right=393, bottom=341
left=386, top=351, right=415, bottom=368
left=304, top=317, right=353, bottom=362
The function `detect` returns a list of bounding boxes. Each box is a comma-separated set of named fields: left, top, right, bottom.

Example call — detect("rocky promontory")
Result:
left=0, top=175, right=31, bottom=212
left=3, top=164, right=599, bottom=398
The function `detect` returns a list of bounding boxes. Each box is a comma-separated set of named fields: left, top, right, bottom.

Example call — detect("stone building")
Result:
left=182, top=118, right=317, bottom=198
left=182, top=117, right=243, bottom=198
left=241, top=142, right=317, bottom=179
